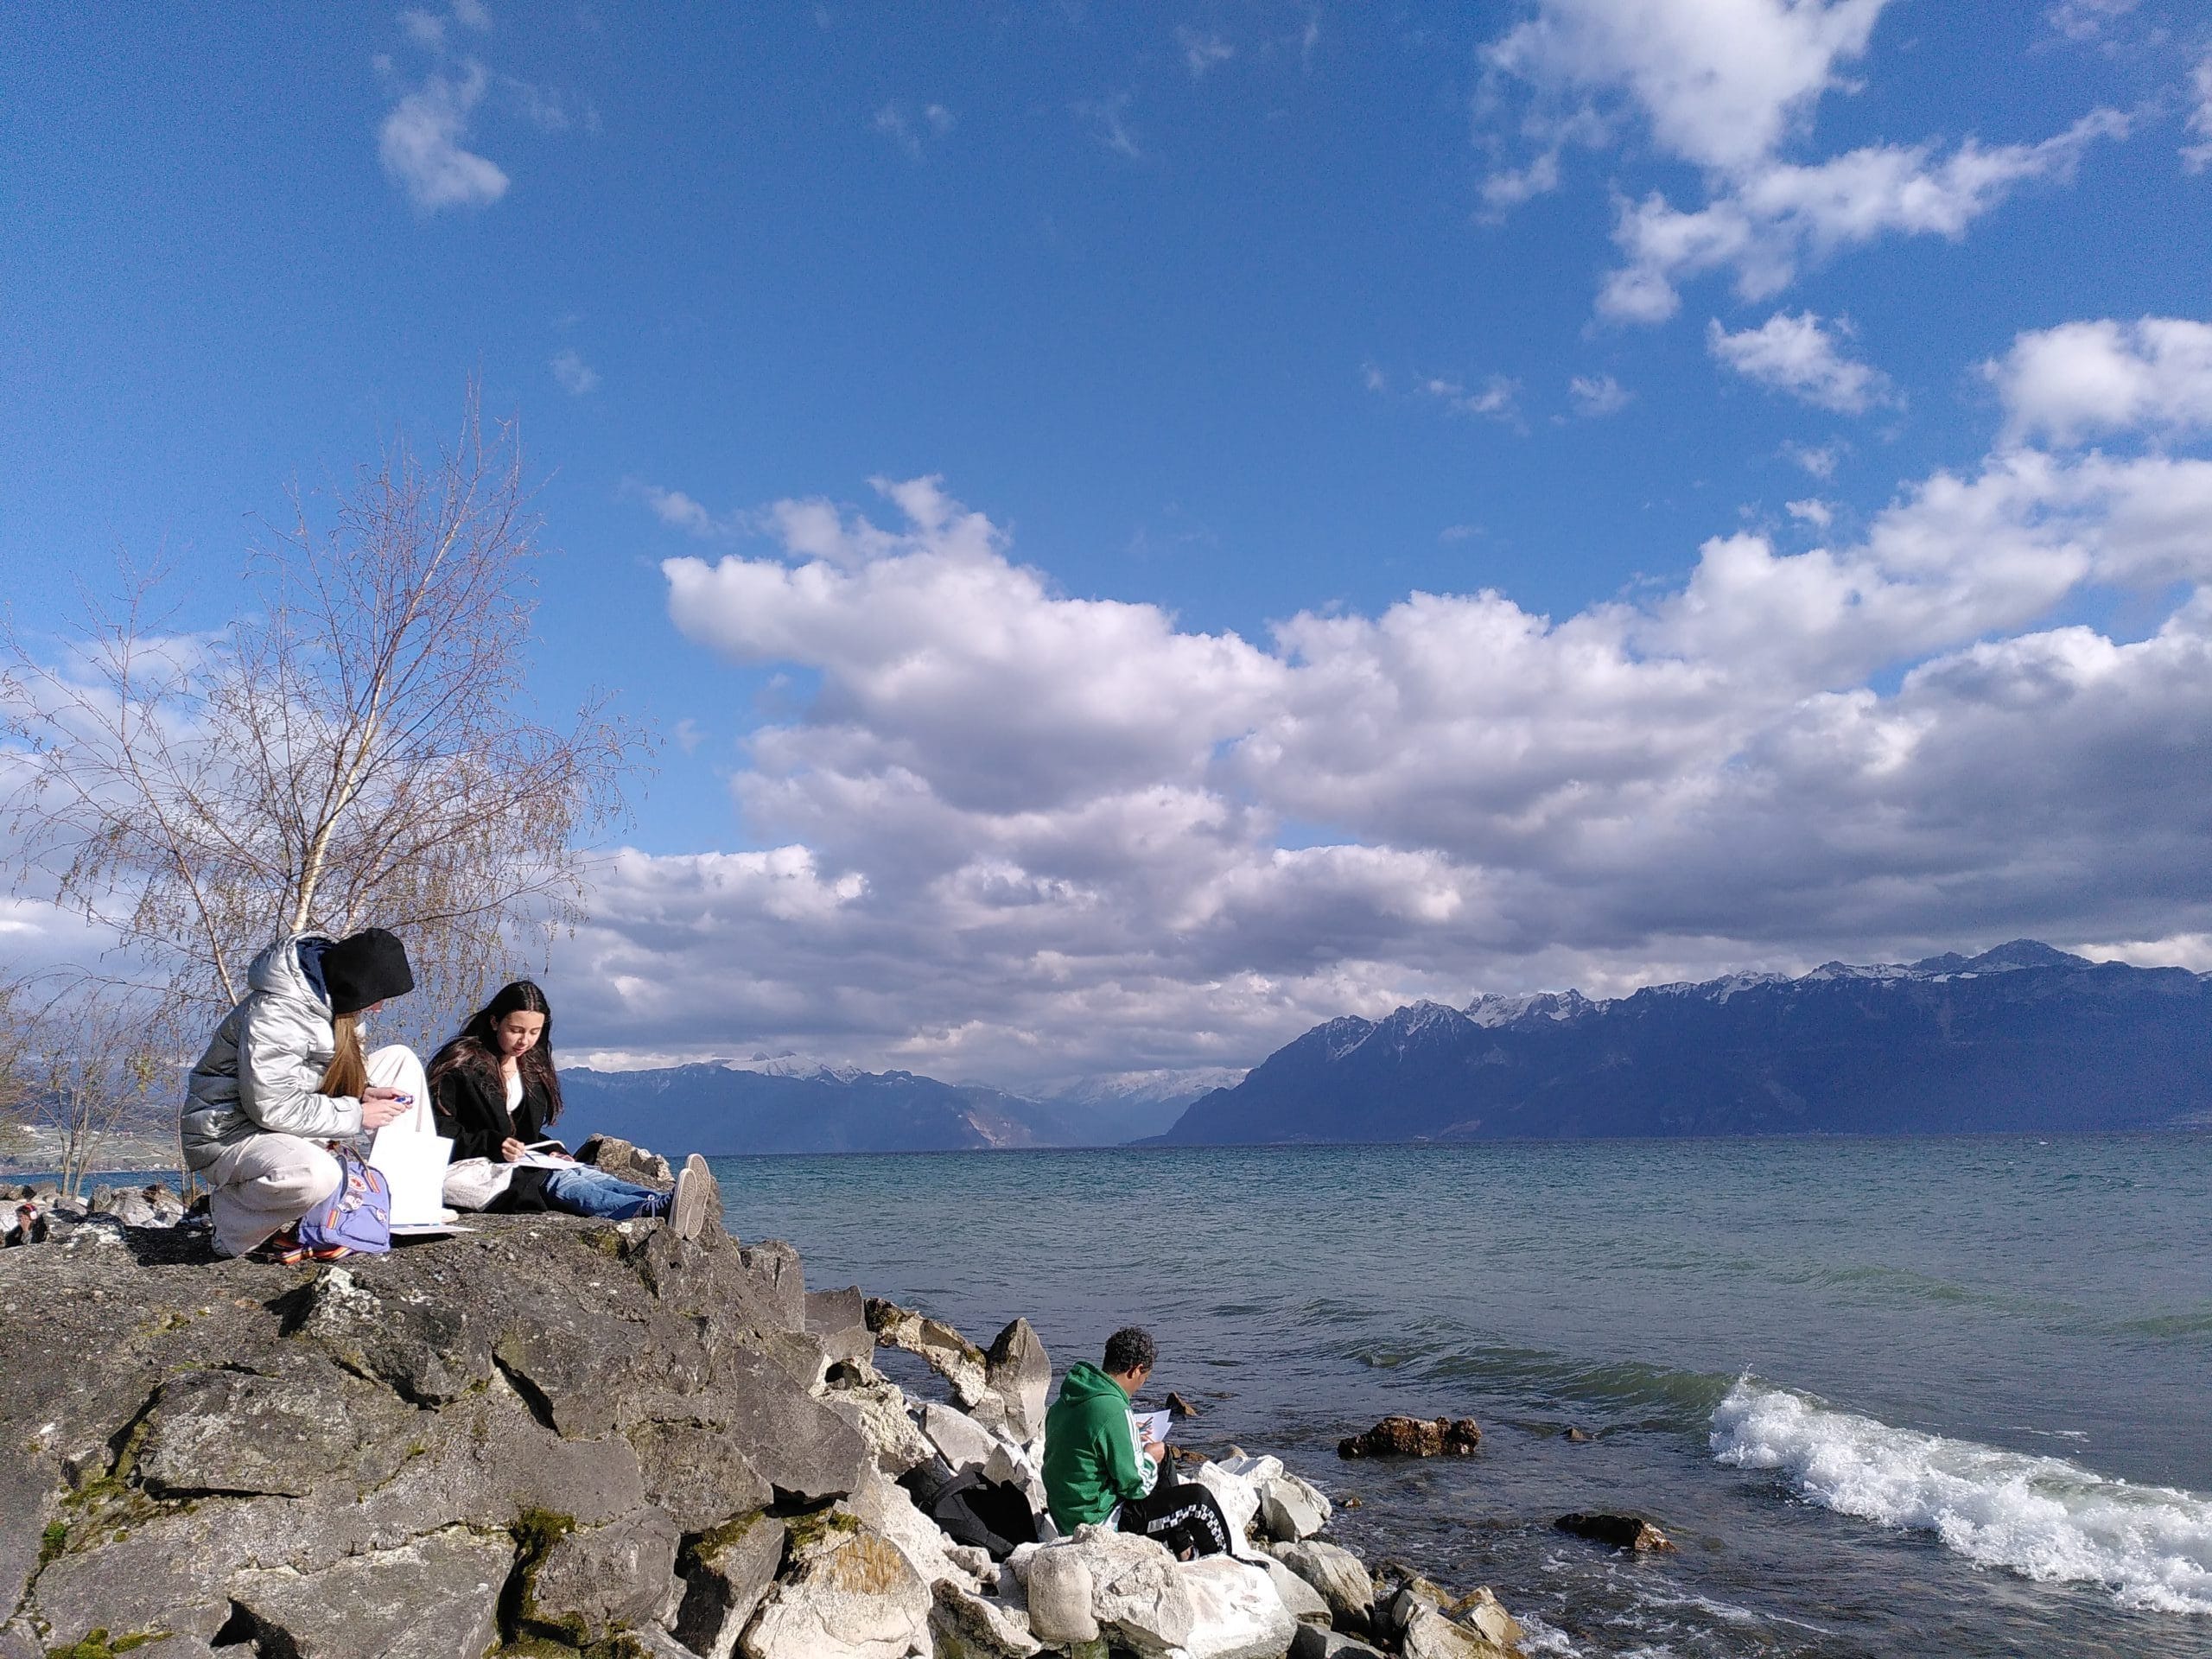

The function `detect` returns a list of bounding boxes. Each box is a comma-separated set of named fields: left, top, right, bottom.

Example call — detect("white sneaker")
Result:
left=669, top=1154, right=719, bottom=1241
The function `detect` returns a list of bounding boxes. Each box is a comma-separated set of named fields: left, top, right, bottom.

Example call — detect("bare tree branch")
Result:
left=1, top=394, right=652, bottom=1050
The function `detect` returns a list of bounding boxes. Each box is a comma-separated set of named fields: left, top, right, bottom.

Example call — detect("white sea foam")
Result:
left=1711, top=1380, right=2212, bottom=1613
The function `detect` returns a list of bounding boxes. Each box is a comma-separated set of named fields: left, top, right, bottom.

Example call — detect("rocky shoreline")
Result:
left=0, top=1196, right=1540, bottom=1658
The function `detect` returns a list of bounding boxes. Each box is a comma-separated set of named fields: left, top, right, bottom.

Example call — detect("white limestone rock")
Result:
left=1270, top=1540, right=1375, bottom=1629
left=1402, top=1602, right=1513, bottom=1659
left=929, top=1579, right=1046, bottom=1659
left=818, top=1376, right=935, bottom=1477
left=921, top=1400, right=1001, bottom=1476
left=739, top=1517, right=930, bottom=1659
left=1020, top=1544, right=1098, bottom=1644
left=844, top=1465, right=984, bottom=1593
left=1256, top=1471, right=1332, bottom=1541
left=1254, top=1554, right=1332, bottom=1626
left=1193, top=1461, right=1262, bottom=1550
left=1063, top=1524, right=1196, bottom=1655
left=1176, top=1554, right=1301, bottom=1659
left=1215, top=1452, right=1285, bottom=1484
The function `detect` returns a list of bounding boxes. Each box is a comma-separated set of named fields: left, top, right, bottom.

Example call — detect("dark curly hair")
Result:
left=1103, top=1326, right=1156, bottom=1376
left=428, top=979, right=564, bottom=1124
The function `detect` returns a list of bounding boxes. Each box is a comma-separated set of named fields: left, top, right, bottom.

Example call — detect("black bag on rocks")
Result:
left=931, top=1478, right=1039, bottom=1558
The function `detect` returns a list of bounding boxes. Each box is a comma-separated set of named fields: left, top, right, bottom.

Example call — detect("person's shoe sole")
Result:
left=670, top=1154, right=717, bottom=1240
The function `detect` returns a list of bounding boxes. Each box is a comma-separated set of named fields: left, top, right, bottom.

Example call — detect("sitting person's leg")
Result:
left=206, top=1134, right=341, bottom=1258
left=1116, top=1466, right=1235, bottom=1559
left=365, top=1044, right=430, bottom=1127
left=540, top=1164, right=668, bottom=1220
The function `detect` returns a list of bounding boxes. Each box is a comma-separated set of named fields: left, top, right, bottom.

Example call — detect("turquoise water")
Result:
left=711, top=1134, right=2212, bottom=1659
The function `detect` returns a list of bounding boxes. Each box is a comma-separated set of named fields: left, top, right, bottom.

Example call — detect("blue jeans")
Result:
left=541, top=1166, right=666, bottom=1220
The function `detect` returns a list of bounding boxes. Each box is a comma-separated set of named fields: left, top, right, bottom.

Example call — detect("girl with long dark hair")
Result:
left=429, top=979, right=712, bottom=1225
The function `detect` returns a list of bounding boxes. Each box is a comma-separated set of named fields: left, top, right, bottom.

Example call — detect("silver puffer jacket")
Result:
left=180, top=934, right=365, bottom=1170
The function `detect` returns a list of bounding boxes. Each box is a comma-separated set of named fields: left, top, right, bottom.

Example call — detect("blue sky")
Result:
left=6, top=1, right=2212, bottom=1087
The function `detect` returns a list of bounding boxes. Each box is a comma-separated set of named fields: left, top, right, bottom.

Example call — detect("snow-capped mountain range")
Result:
left=1157, top=942, right=2212, bottom=1145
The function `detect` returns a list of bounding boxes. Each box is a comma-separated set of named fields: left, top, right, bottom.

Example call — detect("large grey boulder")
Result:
left=524, top=1507, right=683, bottom=1643
left=226, top=1526, right=509, bottom=1658
left=807, top=1284, right=874, bottom=1366
left=134, top=1349, right=420, bottom=1498
left=983, top=1317, right=1052, bottom=1440
left=0, top=1214, right=863, bottom=1653
left=736, top=1239, right=807, bottom=1332
left=739, top=1515, right=931, bottom=1659
left=673, top=1511, right=787, bottom=1659
left=626, top=1418, right=774, bottom=1531
left=1290, top=1629, right=1389, bottom=1659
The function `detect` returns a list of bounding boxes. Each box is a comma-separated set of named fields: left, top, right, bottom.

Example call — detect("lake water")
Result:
left=709, top=1133, right=2212, bottom=1659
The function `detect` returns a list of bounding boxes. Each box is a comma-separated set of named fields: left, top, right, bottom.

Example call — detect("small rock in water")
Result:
left=1337, top=1414, right=1482, bottom=1459
left=1166, top=1389, right=1199, bottom=1417
left=1564, top=1426, right=1592, bottom=1442
left=1554, top=1511, right=1675, bottom=1551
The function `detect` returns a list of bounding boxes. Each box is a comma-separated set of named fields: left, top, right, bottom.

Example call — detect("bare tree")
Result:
left=6, top=988, right=167, bottom=1199
left=0, top=970, right=32, bottom=1167
left=0, top=395, right=647, bottom=1049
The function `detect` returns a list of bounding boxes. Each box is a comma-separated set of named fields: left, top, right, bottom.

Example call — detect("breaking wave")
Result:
left=1711, top=1380, right=2212, bottom=1614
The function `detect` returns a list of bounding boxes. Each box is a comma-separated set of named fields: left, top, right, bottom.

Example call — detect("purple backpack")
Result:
left=296, top=1150, right=393, bottom=1256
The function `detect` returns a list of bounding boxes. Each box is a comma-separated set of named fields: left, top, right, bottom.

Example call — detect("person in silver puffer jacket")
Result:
left=183, top=929, right=419, bottom=1257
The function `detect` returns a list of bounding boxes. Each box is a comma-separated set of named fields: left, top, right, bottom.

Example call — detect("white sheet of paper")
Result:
left=512, top=1151, right=574, bottom=1169
left=1135, top=1409, right=1173, bottom=1445
left=369, top=1125, right=455, bottom=1226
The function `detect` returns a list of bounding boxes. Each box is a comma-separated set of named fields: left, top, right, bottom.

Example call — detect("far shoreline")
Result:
left=10, top=1120, right=2206, bottom=1186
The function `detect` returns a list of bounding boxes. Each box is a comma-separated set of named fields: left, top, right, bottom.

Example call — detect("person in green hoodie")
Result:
left=1041, top=1326, right=1233, bottom=1558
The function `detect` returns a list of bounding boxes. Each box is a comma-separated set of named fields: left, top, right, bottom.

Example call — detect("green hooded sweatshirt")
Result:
left=1041, top=1361, right=1157, bottom=1530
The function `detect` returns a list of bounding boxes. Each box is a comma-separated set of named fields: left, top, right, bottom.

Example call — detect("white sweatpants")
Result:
left=206, top=1044, right=428, bottom=1256
left=207, top=1135, right=340, bottom=1258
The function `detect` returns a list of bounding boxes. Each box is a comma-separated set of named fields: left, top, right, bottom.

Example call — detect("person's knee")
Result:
left=365, top=1043, right=426, bottom=1089
left=270, top=1144, right=341, bottom=1207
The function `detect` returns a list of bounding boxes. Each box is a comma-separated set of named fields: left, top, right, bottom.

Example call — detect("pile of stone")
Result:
left=3, top=1179, right=194, bottom=1246
left=0, top=1192, right=1527, bottom=1658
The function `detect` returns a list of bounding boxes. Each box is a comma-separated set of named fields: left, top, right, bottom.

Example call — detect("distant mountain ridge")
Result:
left=558, top=1058, right=1236, bottom=1154
left=1156, top=942, right=2212, bottom=1145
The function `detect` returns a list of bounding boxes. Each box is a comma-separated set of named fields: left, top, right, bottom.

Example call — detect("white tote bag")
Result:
left=440, top=1156, right=515, bottom=1211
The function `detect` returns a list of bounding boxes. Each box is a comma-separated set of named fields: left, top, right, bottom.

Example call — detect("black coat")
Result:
left=432, top=1061, right=564, bottom=1211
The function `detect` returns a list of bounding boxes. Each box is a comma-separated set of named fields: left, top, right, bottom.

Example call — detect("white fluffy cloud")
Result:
left=1708, top=311, right=1893, bottom=412
left=1569, top=372, right=1631, bottom=416
left=2188, top=55, right=2212, bottom=172
left=1990, top=317, right=2212, bottom=446
left=1599, top=111, right=2126, bottom=322
left=1488, top=0, right=1888, bottom=175
left=546, top=345, right=2212, bottom=1084
left=550, top=347, right=599, bottom=395
left=379, top=61, right=509, bottom=212
left=1477, top=1, right=2127, bottom=324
